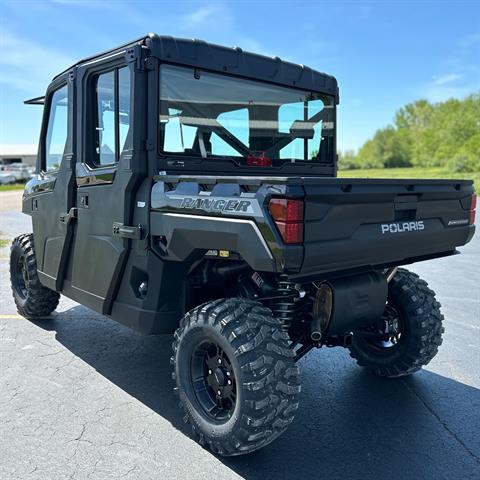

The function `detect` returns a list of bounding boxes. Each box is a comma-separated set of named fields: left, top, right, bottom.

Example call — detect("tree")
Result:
left=343, top=92, right=480, bottom=172
left=338, top=149, right=357, bottom=170
left=355, top=126, right=411, bottom=169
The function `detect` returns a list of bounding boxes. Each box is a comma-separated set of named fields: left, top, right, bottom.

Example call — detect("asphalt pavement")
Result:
left=0, top=191, right=479, bottom=480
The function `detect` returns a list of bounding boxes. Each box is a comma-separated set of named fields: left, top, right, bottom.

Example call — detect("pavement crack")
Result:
left=119, top=465, right=138, bottom=478
left=73, top=423, right=87, bottom=442
left=402, top=379, right=480, bottom=465
left=28, top=465, right=38, bottom=475
left=66, top=422, right=94, bottom=458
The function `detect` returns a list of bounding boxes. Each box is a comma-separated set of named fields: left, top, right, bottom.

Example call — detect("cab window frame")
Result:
left=42, top=82, right=69, bottom=174
left=87, top=64, right=131, bottom=169
left=157, top=63, right=335, bottom=166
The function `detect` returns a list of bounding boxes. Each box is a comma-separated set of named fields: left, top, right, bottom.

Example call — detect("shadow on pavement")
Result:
left=33, top=306, right=480, bottom=480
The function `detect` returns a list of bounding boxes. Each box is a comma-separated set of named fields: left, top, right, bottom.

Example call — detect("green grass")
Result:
left=0, top=238, right=10, bottom=248
left=0, top=183, right=25, bottom=191
left=338, top=167, right=479, bottom=190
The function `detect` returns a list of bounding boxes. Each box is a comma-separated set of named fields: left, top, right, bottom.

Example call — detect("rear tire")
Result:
left=10, top=234, right=60, bottom=319
left=349, top=268, right=444, bottom=377
left=172, top=298, right=300, bottom=456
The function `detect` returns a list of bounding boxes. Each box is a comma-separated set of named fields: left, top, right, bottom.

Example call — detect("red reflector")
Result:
left=269, top=198, right=304, bottom=222
left=470, top=194, right=477, bottom=225
left=275, top=221, right=304, bottom=244
left=247, top=151, right=272, bottom=167
left=269, top=198, right=304, bottom=244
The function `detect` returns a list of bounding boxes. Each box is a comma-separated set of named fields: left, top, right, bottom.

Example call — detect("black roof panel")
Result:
left=147, top=35, right=338, bottom=100
left=52, top=33, right=338, bottom=101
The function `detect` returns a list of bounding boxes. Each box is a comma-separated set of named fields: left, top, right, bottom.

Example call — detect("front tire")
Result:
left=349, top=268, right=444, bottom=377
left=10, top=234, right=60, bottom=319
left=172, top=298, right=300, bottom=456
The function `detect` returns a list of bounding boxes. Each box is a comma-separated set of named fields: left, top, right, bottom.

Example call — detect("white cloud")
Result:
left=233, top=38, right=276, bottom=57
left=184, top=6, right=222, bottom=26
left=423, top=31, right=480, bottom=102
left=432, top=73, right=462, bottom=86
left=424, top=73, right=475, bottom=102
left=426, top=85, right=473, bottom=102
left=178, top=4, right=276, bottom=59
left=0, top=28, right=74, bottom=94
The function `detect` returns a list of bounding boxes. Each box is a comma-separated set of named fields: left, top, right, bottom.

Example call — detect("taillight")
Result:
left=247, top=151, right=272, bottom=167
left=470, top=193, right=477, bottom=225
left=269, top=198, right=304, bottom=244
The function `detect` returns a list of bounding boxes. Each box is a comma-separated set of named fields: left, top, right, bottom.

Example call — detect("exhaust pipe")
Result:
left=311, top=272, right=388, bottom=339
left=386, top=267, right=398, bottom=283
left=324, top=272, right=388, bottom=335
left=311, top=283, right=333, bottom=342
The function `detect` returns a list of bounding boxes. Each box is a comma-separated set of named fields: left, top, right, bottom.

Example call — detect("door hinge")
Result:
left=125, top=47, right=136, bottom=64
left=59, top=207, right=77, bottom=224
left=144, top=56, right=156, bottom=70
left=68, top=68, right=76, bottom=83
left=113, top=222, right=142, bottom=240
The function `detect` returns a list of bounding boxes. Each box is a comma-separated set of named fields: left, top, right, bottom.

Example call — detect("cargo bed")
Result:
left=151, top=175, right=476, bottom=280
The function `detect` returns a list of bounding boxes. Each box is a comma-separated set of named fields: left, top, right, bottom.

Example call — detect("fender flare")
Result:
left=150, top=212, right=277, bottom=272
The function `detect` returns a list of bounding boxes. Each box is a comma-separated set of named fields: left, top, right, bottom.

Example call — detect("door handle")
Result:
left=59, top=208, right=78, bottom=224
left=80, top=194, right=89, bottom=208
left=112, top=222, right=142, bottom=240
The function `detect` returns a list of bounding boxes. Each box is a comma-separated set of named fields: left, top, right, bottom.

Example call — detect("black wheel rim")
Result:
left=13, top=254, right=29, bottom=300
left=364, top=304, right=404, bottom=352
left=190, top=340, right=237, bottom=423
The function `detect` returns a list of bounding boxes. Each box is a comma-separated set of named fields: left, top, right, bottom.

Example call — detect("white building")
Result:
left=0, top=144, right=37, bottom=167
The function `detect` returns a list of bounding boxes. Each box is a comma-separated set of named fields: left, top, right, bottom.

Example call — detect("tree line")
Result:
left=339, top=92, right=480, bottom=172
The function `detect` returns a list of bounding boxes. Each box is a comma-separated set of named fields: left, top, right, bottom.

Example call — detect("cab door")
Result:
left=29, top=72, right=77, bottom=292
left=66, top=55, right=141, bottom=314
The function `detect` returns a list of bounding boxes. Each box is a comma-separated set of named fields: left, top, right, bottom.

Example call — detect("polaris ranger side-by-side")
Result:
left=11, top=34, right=476, bottom=456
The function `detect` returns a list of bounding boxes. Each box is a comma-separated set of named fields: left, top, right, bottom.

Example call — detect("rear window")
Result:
left=159, top=65, right=334, bottom=165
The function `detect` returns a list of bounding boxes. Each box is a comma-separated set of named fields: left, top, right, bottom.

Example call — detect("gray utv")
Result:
left=11, top=34, right=476, bottom=455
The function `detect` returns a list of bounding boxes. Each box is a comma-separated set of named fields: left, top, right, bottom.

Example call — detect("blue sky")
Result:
left=1, top=0, right=479, bottom=152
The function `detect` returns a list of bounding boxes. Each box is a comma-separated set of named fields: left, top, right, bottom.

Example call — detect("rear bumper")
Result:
left=293, top=223, right=474, bottom=281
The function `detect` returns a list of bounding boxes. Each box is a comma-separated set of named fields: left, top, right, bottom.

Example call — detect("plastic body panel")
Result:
left=151, top=174, right=475, bottom=281
left=148, top=36, right=338, bottom=96
left=22, top=72, right=77, bottom=292
left=150, top=212, right=276, bottom=272
left=54, top=34, right=338, bottom=102
left=299, top=179, right=475, bottom=280
left=151, top=176, right=304, bottom=273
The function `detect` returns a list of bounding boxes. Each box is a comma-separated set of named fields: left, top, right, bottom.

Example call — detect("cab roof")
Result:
left=27, top=34, right=339, bottom=105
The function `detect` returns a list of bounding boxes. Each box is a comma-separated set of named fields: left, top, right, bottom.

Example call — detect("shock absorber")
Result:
left=270, top=274, right=297, bottom=331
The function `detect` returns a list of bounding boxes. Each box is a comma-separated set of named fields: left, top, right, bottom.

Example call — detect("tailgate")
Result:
left=298, top=178, right=475, bottom=278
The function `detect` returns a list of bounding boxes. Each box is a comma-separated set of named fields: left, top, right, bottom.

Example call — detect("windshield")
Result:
left=159, top=65, right=335, bottom=165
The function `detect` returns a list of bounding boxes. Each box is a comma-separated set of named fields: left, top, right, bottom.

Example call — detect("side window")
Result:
left=96, top=71, right=116, bottom=165
left=118, top=67, right=131, bottom=153
left=45, top=85, right=68, bottom=172
left=92, top=66, right=131, bottom=167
